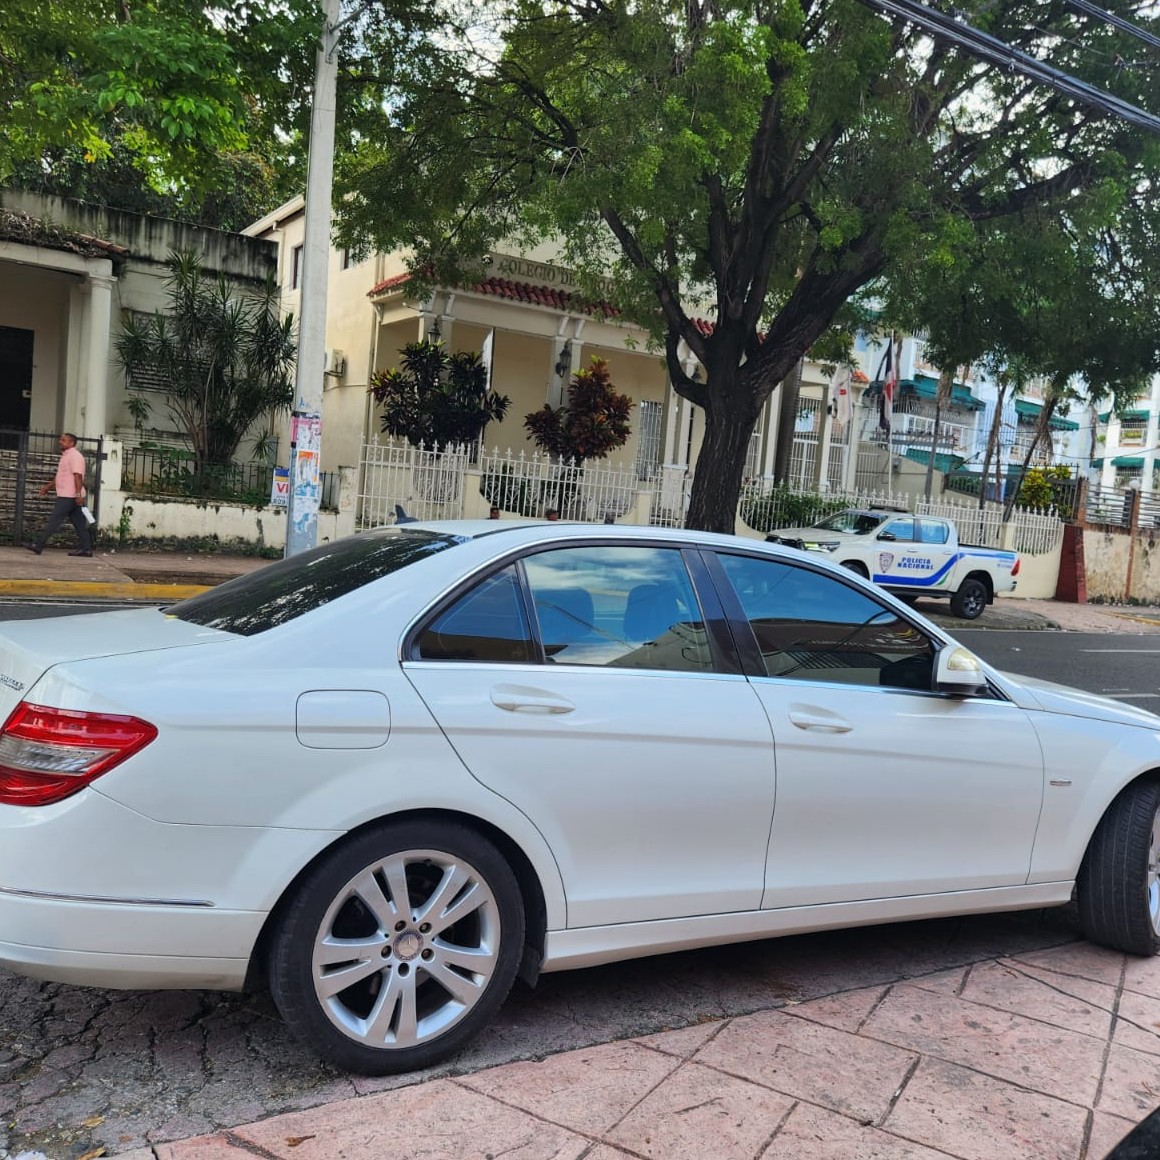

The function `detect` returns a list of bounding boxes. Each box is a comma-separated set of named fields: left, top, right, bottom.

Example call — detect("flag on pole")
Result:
left=480, top=329, right=495, bottom=393
left=832, top=366, right=853, bottom=430
left=878, top=339, right=896, bottom=433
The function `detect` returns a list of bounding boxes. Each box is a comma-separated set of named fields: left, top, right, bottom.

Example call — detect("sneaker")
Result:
left=24, top=545, right=42, bottom=555
left=68, top=550, right=93, bottom=557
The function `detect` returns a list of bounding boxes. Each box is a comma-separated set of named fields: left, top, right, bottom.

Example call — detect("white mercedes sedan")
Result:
left=1, top=521, right=1157, bottom=1075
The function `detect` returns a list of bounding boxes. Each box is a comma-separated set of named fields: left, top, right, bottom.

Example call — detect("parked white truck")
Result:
left=766, top=509, right=1020, bottom=619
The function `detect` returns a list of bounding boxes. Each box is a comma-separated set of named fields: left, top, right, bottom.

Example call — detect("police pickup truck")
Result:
left=766, top=509, right=1019, bottom=619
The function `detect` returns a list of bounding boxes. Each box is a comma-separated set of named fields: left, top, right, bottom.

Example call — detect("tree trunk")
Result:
left=924, top=367, right=953, bottom=502
left=1003, top=395, right=1057, bottom=521
left=978, top=384, right=1008, bottom=510
left=686, top=387, right=764, bottom=533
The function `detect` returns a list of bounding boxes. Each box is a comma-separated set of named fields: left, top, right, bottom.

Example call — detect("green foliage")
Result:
left=334, top=0, right=1160, bottom=532
left=524, top=359, right=632, bottom=465
left=0, top=0, right=325, bottom=223
left=371, top=340, right=510, bottom=448
left=130, top=445, right=276, bottom=506
left=116, top=251, right=296, bottom=476
left=1018, top=465, right=1073, bottom=514
left=740, top=485, right=847, bottom=534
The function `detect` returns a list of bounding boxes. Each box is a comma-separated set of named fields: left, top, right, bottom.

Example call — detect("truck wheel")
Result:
left=950, top=578, right=987, bottom=619
left=1077, top=781, right=1160, bottom=956
left=841, top=561, right=869, bottom=579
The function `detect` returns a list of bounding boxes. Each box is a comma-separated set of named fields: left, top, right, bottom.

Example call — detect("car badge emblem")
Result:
left=878, top=552, right=894, bottom=571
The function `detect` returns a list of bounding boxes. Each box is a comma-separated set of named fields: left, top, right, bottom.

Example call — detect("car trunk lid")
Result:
left=0, top=608, right=233, bottom=721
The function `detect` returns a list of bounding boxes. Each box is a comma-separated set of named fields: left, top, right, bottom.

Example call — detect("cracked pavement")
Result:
left=1, top=908, right=1087, bottom=1158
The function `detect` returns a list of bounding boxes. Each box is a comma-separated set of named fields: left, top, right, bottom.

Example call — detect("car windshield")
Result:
left=168, top=528, right=464, bottom=636
left=812, top=512, right=887, bottom=535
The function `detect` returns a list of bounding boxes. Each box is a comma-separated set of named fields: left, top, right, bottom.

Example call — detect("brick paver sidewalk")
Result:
left=114, top=941, right=1160, bottom=1160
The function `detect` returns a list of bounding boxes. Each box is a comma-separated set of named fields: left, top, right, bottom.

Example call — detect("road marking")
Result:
left=1082, top=649, right=1160, bottom=654
left=1109, top=693, right=1160, bottom=700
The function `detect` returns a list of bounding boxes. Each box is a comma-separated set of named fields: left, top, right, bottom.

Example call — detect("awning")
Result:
left=903, top=448, right=967, bottom=473
left=1097, top=409, right=1150, bottom=423
left=909, top=373, right=986, bottom=411
left=1112, top=455, right=1145, bottom=468
left=870, top=376, right=984, bottom=411
left=1013, top=398, right=1079, bottom=431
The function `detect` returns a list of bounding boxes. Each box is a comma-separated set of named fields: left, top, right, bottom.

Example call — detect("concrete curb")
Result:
left=0, top=580, right=212, bottom=601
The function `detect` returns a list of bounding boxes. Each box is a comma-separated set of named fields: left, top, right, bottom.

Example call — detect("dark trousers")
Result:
left=34, top=496, right=91, bottom=553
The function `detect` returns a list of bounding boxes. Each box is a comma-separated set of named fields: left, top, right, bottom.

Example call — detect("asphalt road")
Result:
left=958, top=629, right=1160, bottom=707
left=0, top=605, right=1153, bottom=1159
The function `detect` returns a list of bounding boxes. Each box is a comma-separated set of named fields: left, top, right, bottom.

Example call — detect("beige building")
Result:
left=243, top=196, right=861, bottom=490
left=1, top=190, right=278, bottom=454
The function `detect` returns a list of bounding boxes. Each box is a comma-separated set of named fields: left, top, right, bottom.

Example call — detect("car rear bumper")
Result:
left=0, top=889, right=260, bottom=989
left=0, top=788, right=343, bottom=990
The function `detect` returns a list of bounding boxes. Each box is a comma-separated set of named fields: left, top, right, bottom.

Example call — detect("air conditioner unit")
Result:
left=323, top=349, right=346, bottom=377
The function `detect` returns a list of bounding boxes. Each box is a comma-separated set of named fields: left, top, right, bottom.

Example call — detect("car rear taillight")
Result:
left=0, top=702, right=157, bottom=807
left=1012, top=557, right=1021, bottom=576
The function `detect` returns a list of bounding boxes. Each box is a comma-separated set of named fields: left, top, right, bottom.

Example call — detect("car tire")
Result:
left=268, top=819, right=525, bottom=1074
left=841, top=560, right=869, bottom=579
left=950, top=577, right=987, bottom=619
left=1078, top=781, right=1160, bottom=957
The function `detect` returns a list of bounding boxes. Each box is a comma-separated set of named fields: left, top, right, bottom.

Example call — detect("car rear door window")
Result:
left=416, top=566, right=534, bottom=662
left=522, top=546, right=713, bottom=672
left=716, top=553, right=935, bottom=690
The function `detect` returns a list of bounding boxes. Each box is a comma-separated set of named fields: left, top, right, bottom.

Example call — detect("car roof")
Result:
left=387, top=518, right=763, bottom=551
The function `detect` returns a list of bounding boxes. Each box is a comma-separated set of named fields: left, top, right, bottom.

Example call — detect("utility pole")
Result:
left=285, top=0, right=341, bottom=557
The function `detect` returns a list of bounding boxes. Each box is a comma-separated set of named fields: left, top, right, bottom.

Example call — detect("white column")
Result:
left=548, top=320, right=581, bottom=407
left=815, top=381, right=834, bottom=490
left=842, top=391, right=862, bottom=491
left=1143, top=375, right=1160, bottom=493
left=64, top=283, right=86, bottom=432
left=762, top=393, right=778, bottom=479
left=81, top=271, right=115, bottom=439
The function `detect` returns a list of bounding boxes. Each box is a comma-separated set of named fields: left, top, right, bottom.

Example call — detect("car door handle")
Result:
left=788, top=706, right=853, bottom=733
left=490, top=684, right=576, bottom=715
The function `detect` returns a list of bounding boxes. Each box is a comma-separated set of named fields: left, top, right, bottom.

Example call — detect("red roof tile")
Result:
left=852, top=369, right=869, bottom=383
left=369, top=270, right=621, bottom=318
left=368, top=272, right=412, bottom=296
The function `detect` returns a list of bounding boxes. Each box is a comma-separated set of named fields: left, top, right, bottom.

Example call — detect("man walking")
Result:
left=26, top=433, right=93, bottom=557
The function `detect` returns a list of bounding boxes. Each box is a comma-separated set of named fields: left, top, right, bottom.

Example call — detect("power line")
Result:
left=856, top=0, right=1160, bottom=135
left=1065, top=0, right=1160, bottom=54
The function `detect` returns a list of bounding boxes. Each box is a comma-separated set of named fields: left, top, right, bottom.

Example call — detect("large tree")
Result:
left=336, top=0, right=1160, bottom=531
left=881, top=199, right=1160, bottom=507
left=1, top=0, right=324, bottom=226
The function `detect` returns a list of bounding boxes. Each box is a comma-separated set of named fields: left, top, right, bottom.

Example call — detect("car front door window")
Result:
left=715, top=554, right=935, bottom=690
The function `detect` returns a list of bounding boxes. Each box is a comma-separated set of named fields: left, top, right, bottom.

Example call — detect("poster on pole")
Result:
left=270, top=466, right=290, bottom=507
left=290, top=414, right=322, bottom=532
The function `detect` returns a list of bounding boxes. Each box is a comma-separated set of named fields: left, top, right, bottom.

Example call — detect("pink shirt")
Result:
left=55, top=446, right=85, bottom=498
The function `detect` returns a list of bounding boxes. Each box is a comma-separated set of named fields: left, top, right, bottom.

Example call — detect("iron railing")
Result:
left=122, top=445, right=340, bottom=511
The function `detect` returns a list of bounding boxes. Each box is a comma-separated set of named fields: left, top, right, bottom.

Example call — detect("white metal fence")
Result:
left=357, top=437, right=1064, bottom=557
left=357, top=437, right=470, bottom=528
left=914, top=499, right=1062, bottom=555
left=477, top=448, right=642, bottom=522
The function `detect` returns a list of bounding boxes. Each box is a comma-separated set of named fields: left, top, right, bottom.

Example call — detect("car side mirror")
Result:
left=934, top=645, right=988, bottom=696
left=877, top=531, right=897, bottom=541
